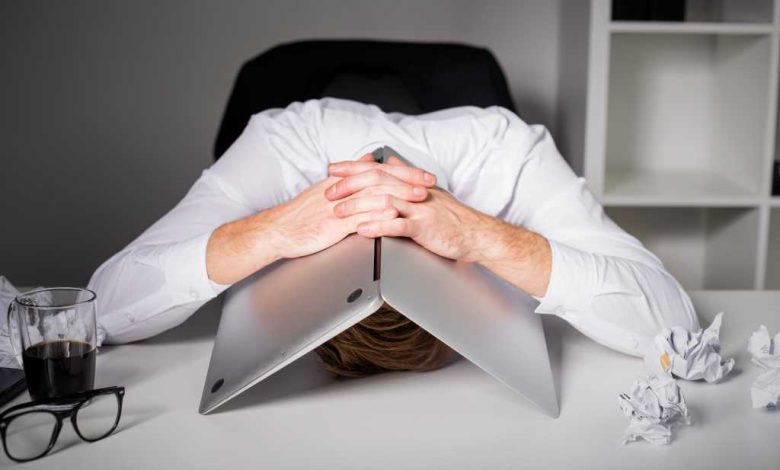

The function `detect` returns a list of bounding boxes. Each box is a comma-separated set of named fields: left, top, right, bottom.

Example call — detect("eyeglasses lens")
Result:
left=74, top=393, right=120, bottom=441
left=5, top=411, right=57, bottom=461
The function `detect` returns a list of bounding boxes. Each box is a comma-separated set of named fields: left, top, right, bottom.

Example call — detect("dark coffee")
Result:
left=22, top=340, right=96, bottom=401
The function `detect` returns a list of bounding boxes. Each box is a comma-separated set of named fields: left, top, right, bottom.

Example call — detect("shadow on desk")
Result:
left=214, top=352, right=336, bottom=414
left=94, top=296, right=224, bottom=395
left=144, top=296, right=225, bottom=345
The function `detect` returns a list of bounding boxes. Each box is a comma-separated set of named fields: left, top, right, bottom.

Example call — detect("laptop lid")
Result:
left=199, top=234, right=382, bottom=414
left=379, top=237, right=558, bottom=417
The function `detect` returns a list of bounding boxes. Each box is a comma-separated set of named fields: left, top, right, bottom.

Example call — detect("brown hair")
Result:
left=314, top=302, right=454, bottom=378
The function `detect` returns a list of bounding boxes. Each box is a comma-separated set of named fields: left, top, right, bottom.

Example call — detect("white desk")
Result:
left=7, top=291, right=780, bottom=469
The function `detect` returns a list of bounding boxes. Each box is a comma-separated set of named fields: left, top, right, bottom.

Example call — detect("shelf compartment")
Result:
left=610, top=22, right=774, bottom=35
left=606, top=207, right=760, bottom=289
left=604, top=33, right=771, bottom=202
left=613, top=0, right=774, bottom=23
left=685, top=0, right=775, bottom=23
left=603, top=168, right=762, bottom=206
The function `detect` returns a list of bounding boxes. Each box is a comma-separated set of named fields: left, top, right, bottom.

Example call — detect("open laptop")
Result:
left=199, top=148, right=558, bottom=417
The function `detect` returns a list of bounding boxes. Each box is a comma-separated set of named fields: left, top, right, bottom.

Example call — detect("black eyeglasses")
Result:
left=0, top=386, right=125, bottom=463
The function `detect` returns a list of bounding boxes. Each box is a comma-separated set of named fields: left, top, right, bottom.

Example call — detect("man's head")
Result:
left=314, top=302, right=455, bottom=378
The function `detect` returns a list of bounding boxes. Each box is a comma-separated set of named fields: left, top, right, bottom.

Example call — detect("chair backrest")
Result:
left=213, top=40, right=515, bottom=159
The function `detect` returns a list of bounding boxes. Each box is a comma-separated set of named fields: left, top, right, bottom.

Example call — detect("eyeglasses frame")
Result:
left=0, top=386, right=125, bottom=463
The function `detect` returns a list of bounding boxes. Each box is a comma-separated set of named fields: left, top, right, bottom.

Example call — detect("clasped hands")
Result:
left=267, top=153, right=499, bottom=264
left=207, top=153, right=550, bottom=296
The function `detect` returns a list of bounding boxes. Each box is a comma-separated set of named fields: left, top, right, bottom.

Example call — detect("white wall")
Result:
left=0, top=0, right=561, bottom=285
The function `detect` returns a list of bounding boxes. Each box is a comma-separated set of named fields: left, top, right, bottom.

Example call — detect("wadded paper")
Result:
left=747, top=325, right=780, bottom=409
left=618, top=375, right=690, bottom=445
left=645, top=312, right=734, bottom=383
left=747, top=325, right=780, bottom=370
left=0, top=276, right=23, bottom=368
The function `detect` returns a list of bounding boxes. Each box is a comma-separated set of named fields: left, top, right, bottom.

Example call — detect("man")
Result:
left=46, top=99, right=699, bottom=374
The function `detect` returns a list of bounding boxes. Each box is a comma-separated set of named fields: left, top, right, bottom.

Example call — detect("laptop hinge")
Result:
left=373, top=238, right=381, bottom=281
left=371, top=146, right=385, bottom=281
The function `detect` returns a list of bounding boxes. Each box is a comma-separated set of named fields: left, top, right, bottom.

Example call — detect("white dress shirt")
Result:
left=0, top=98, right=700, bottom=368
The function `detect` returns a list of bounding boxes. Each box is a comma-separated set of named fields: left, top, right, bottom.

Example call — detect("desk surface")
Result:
left=7, top=291, right=780, bottom=469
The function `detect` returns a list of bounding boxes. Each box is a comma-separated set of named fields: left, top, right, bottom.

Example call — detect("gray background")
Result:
left=0, top=0, right=565, bottom=286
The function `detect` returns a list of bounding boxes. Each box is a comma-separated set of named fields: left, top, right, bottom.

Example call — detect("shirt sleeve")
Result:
left=88, top=170, right=250, bottom=343
left=420, top=107, right=700, bottom=357
left=88, top=103, right=327, bottom=343
left=516, top=125, right=699, bottom=356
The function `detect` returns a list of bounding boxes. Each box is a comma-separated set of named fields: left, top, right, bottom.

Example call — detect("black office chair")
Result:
left=213, top=40, right=516, bottom=160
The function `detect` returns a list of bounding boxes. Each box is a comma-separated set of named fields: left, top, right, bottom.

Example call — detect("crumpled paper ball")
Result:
left=644, top=312, right=734, bottom=383
left=618, top=375, right=691, bottom=445
left=747, top=325, right=780, bottom=409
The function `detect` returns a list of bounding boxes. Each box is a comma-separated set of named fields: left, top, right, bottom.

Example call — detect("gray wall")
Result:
left=0, top=0, right=562, bottom=286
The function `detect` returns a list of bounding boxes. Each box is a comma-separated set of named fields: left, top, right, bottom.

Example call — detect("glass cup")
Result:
left=6, top=288, right=97, bottom=400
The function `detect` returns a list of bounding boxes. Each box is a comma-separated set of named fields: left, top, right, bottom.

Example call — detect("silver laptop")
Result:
left=199, top=148, right=558, bottom=417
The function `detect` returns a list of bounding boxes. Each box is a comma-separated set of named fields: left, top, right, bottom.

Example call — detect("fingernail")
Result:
left=413, top=186, right=426, bottom=197
left=424, top=172, right=435, bottom=184
left=358, top=223, right=374, bottom=234
left=328, top=163, right=341, bottom=172
left=327, top=185, right=337, bottom=197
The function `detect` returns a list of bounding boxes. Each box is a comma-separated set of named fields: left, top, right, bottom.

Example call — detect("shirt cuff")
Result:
left=534, top=240, right=595, bottom=315
left=159, top=232, right=227, bottom=302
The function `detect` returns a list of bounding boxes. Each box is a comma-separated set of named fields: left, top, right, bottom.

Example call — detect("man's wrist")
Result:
left=245, top=208, right=284, bottom=264
left=465, top=214, right=517, bottom=264
left=466, top=214, right=552, bottom=297
left=205, top=209, right=283, bottom=285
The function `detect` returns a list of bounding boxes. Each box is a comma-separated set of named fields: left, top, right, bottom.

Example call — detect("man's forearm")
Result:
left=469, top=216, right=552, bottom=298
left=206, top=210, right=282, bottom=285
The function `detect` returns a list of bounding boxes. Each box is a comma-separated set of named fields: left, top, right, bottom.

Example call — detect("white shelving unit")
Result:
left=558, top=0, right=780, bottom=290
